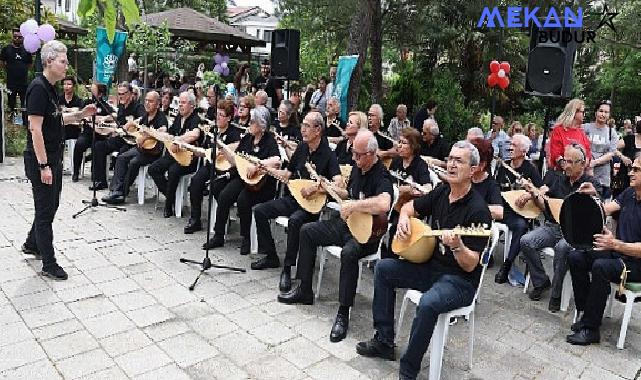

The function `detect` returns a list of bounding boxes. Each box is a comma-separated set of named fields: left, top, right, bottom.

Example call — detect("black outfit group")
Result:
left=1, top=43, right=32, bottom=123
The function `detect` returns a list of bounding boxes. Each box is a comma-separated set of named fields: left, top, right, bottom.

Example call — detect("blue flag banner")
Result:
left=335, top=55, right=359, bottom=121
left=95, top=27, right=128, bottom=87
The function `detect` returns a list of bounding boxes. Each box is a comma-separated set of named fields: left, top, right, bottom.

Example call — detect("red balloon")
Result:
left=489, top=60, right=500, bottom=73
left=487, top=74, right=498, bottom=87
left=499, top=61, right=511, bottom=74
left=498, top=76, right=510, bottom=89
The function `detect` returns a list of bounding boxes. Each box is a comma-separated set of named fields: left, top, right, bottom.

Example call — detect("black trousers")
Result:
left=23, top=151, right=62, bottom=269
left=213, top=177, right=275, bottom=238
left=384, top=210, right=400, bottom=260
left=188, top=164, right=230, bottom=222
left=109, top=146, right=158, bottom=195
left=254, top=195, right=317, bottom=266
left=297, top=218, right=379, bottom=306
left=148, top=154, right=197, bottom=207
left=568, top=250, right=641, bottom=329
left=93, top=136, right=128, bottom=184
left=8, top=84, right=26, bottom=124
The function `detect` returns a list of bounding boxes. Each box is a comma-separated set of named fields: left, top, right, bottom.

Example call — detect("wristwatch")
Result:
left=39, top=163, right=50, bottom=170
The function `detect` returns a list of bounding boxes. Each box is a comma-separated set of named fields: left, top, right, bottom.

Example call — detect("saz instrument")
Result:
left=391, top=217, right=491, bottom=263
left=137, top=125, right=193, bottom=166
left=235, top=152, right=269, bottom=191
left=122, top=118, right=164, bottom=155
left=306, top=163, right=388, bottom=244
left=498, top=160, right=562, bottom=222
left=93, top=123, right=137, bottom=145
left=198, top=125, right=237, bottom=172
left=389, top=170, right=433, bottom=212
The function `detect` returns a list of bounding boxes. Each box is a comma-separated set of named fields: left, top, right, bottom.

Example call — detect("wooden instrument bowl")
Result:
left=548, top=198, right=563, bottom=224
left=215, top=155, right=232, bottom=172
left=288, top=179, right=326, bottom=214
left=346, top=211, right=373, bottom=244
left=235, top=154, right=264, bottom=185
left=391, top=217, right=436, bottom=263
left=501, top=190, right=542, bottom=219
left=163, top=141, right=193, bottom=166
left=141, top=139, right=157, bottom=150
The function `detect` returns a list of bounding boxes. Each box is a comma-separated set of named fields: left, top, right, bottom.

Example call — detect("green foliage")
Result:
left=430, top=67, right=472, bottom=142
left=4, top=123, right=27, bottom=157
left=77, top=0, right=140, bottom=43
left=141, top=0, right=228, bottom=22
left=201, top=70, right=225, bottom=88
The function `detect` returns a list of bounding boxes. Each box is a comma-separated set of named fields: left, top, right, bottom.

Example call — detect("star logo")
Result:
left=596, top=4, right=618, bottom=32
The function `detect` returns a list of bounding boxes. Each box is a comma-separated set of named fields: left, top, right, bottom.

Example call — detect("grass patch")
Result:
left=5, top=121, right=27, bottom=156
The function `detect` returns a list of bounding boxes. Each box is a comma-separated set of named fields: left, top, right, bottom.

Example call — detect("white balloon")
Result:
left=498, top=69, right=506, bottom=78
left=23, top=19, right=39, bottom=35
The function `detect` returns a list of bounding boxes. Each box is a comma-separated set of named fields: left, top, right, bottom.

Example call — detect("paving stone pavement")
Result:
left=1, top=157, right=641, bottom=380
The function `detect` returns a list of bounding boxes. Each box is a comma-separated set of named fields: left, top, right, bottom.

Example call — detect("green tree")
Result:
left=77, top=0, right=141, bottom=43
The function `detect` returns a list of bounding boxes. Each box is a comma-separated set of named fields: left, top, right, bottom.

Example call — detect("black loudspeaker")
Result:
left=271, top=29, right=300, bottom=80
left=525, top=23, right=578, bottom=98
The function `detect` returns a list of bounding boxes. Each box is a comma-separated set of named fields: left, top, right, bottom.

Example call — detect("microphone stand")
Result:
left=180, top=85, right=245, bottom=290
left=73, top=110, right=126, bottom=218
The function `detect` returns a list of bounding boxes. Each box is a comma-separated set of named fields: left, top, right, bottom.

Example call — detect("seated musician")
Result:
left=470, top=139, right=503, bottom=220
left=565, top=157, right=641, bottom=345
left=494, top=134, right=543, bottom=284
left=148, top=91, right=201, bottom=217
left=71, top=82, right=113, bottom=182
left=251, top=111, right=342, bottom=287
left=91, top=81, right=145, bottom=190
left=385, top=127, right=432, bottom=259
left=233, top=95, right=254, bottom=131
left=356, top=141, right=491, bottom=380
left=184, top=99, right=241, bottom=233
left=335, top=111, right=367, bottom=166
left=420, top=119, right=449, bottom=167
left=202, top=106, right=280, bottom=254
left=274, top=100, right=302, bottom=161
left=519, top=143, right=597, bottom=309
left=325, top=96, right=345, bottom=145
left=102, top=91, right=168, bottom=204
left=368, top=104, right=397, bottom=164
left=278, top=130, right=393, bottom=343
left=59, top=76, right=83, bottom=141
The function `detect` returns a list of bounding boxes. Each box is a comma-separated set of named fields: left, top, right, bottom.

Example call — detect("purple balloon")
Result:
left=23, top=33, right=41, bottom=53
left=222, top=67, right=230, bottom=76
left=222, top=55, right=229, bottom=64
left=221, top=62, right=228, bottom=69
left=214, top=64, right=223, bottom=74
left=38, top=24, right=56, bottom=42
left=21, top=19, right=39, bottom=36
left=214, top=53, right=222, bottom=64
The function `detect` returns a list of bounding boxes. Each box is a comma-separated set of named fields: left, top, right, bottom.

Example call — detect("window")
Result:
left=65, top=0, right=70, bottom=12
left=264, top=30, right=272, bottom=43
left=255, top=29, right=261, bottom=38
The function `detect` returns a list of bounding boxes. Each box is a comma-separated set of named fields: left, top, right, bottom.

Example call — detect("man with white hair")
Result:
left=356, top=141, right=491, bottom=380
left=420, top=119, right=449, bottom=162
left=148, top=91, right=202, bottom=218
left=387, top=104, right=410, bottom=140
left=279, top=130, right=393, bottom=344
left=466, top=127, right=484, bottom=142
left=368, top=104, right=396, bottom=161
left=22, top=40, right=96, bottom=280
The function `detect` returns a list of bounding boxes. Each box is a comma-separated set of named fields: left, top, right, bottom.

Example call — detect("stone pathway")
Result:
left=0, top=157, right=640, bottom=380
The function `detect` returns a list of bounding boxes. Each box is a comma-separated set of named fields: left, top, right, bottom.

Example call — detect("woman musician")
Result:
left=325, top=96, right=345, bottom=145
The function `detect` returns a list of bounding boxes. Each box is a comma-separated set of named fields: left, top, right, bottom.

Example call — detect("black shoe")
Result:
left=277, top=283, right=314, bottom=305
left=494, top=261, right=511, bottom=284
left=330, top=313, right=349, bottom=342
left=202, top=235, right=224, bottom=250
left=529, top=279, right=551, bottom=301
left=183, top=219, right=202, bottom=234
left=614, top=292, right=641, bottom=303
left=356, top=337, right=395, bottom=361
left=251, top=255, right=280, bottom=270
left=21, top=243, right=40, bottom=258
left=240, top=237, right=251, bottom=255
left=163, top=205, right=174, bottom=218
left=487, top=255, right=495, bottom=268
left=71, top=174, right=79, bottom=182
left=571, top=319, right=585, bottom=333
left=566, top=328, right=600, bottom=345
left=88, top=182, right=108, bottom=191
left=102, top=192, right=125, bottom=205
left=279, top=269, right=292, bottom=292
left=548, top=297, right=561, bottom=313
left=42, top=265, right=68, bottom=280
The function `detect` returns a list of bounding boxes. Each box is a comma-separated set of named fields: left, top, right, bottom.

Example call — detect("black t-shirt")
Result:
left=614, top=187, right=641, bottom=261
left=206, top=106, right=216, bottom=121
left=168, top=111, right=200, bottom=137
left=265, top=78, right=283, bottom=109
left=287, top=139, right=340, bottom=180
left=237, top=132, right=280, bottom=188
left=347, top=160, right=394, bottom=210
left=413, top=183, right=492, bottom=286
left=116, top=100, right=145, bottom=126
left=59, top=94, right=83, bottom=109
left=233, top=116, right=250, bottom=131
left=495, top=160, right=543, bottom=215
left=275, top=122, right=302, bottom=143
left=1, top=44, right=32, bottom=87
left=335, top=139, right=355, bottom=165
left=25, top=74, right=63, bottom=163
left=543, top=171, right=598, bottom=222
left=374, top=131, right=394, bottom=151
left=141, top=111, right=169, bottom=130
left=420, top=136, right=449, bottom=161
left=413, top=106, right=429, bottom=133
left=472, top=176, right=502, bottom=206
left=252, top=75, right=267, bottom=91
left=326, top=117, right=345, bottom=138
left=389, top=155, right=431, bottom=186
left=203, top=123, right=242, bottom=150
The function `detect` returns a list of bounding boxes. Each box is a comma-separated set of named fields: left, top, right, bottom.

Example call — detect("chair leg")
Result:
left=396, top=294, right=409, bottom=337
left=617, top=292, right=635, bottom=350
left=315, top=248, right=326, bottom=299
left=468, top=310, right=475, bottom=370
left=175, top=178, right=184, bottom=218
left=503, top=230, right=512, bottom=262
left=606, top=287, right=615, bottom=319
left=523, top=273, right=530, bottom=294
left=561, top=272, right=572, bottom=312
left=356, top=261, right=364, bottom=294
left=250, top=213, right=258, bottom=254
left=137, top=167, right=146, bottom=205
left=428, top=314, right=448, bottom=380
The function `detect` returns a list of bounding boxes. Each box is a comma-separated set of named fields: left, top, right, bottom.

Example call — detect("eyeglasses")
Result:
left=301, top=122, right=318, bottom=129
left=445, top=156, right=469, bottom=166
left=630, top=166, right=641, bottom=173
left=352, top=151, right=374, bottom=160
left=239, top=104, right=249, bottom=109
left=398, top=139, right=409, bottom=145
left=563, top=158, right=584, bottom=165
left=118, top=92, right=128, bottom=96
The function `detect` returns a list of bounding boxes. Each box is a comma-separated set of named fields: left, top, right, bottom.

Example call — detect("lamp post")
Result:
left=34, top=0, right=43, bottom=73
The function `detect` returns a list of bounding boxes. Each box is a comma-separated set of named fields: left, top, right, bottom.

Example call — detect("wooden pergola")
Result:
left=56, top=18, right=88, bottom=72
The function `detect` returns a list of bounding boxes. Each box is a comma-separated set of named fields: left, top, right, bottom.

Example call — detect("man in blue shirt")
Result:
left=566, top=157, right=641, bottom=345
left=485, top=116, right=510, bottom=159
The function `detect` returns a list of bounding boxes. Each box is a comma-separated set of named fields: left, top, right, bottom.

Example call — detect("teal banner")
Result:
left=95, top=27, right=128, bottom=87
left=335, top=55, right=359, bottom=121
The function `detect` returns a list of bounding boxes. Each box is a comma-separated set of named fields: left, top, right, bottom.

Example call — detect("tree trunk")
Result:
left=346, top=2, right=372, bottom=111
left=369, top=0, right=383, bottom=104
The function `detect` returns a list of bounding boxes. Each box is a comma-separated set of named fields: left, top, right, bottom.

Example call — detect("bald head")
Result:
left=354, top=130, right=377, bottom=153
left=144, top=91, right=161, bottom=114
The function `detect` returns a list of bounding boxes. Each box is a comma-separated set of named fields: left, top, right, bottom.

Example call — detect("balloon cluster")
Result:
left=19, top=19, right=56, bottom=53
left=213, top=53, right=230, bottom=76
left=487, top=60, right=510, bottom=90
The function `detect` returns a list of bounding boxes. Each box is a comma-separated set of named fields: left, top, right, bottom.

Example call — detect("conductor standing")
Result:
left=21, top=40, right=95, bottom=280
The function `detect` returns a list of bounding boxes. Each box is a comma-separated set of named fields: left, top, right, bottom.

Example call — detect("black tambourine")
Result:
left=559, top=192, right=606, bottom=250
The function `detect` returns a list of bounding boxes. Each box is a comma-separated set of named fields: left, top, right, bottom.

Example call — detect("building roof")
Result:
left=56, top=18, right=88, bottom=37
left=227, top=6, right=259, bottom=19
left=141, top=8, right=266, bottom=47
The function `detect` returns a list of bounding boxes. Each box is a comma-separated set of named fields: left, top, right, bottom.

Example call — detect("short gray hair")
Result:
left=467, top=127, right=484, bottom=140
left=41, top=40, right=67, bottom=68
left=180, top=91, right=197, bottom=106
left=424, top=119, right=439, bottom=135
left=370, top=104, right=384, bottom=119
left=307, top=111, right=325, bottom=131
left=511, top=133, right=532, bottom=153
left=452, top=140, right=480, bottom=166
left=366, top=134, right=379, bottom=152
left=397, top=104, right=407, bottom=113
left=328, top=96, right=340, bottom=109
left=251, top=106, right=271, bottom=129
left=279, top=100, right=294, bottom=116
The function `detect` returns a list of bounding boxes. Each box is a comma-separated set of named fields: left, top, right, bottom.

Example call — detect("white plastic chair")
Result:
left=492, top=222, right=511, bottom=262
left=395, top=223, right=498, bottom=380
left=174, top=173, right=192, bottom=218
left=65, top=139, right=76, bottom=173
left=605, top=282, right=641, bottom=349
left=136, top=166, right=149, bottom=205
left=523, top=247, right=573, bottom=312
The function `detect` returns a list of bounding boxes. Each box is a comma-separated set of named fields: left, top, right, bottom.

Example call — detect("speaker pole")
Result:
left=537, top=101, right=552, bottom=174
